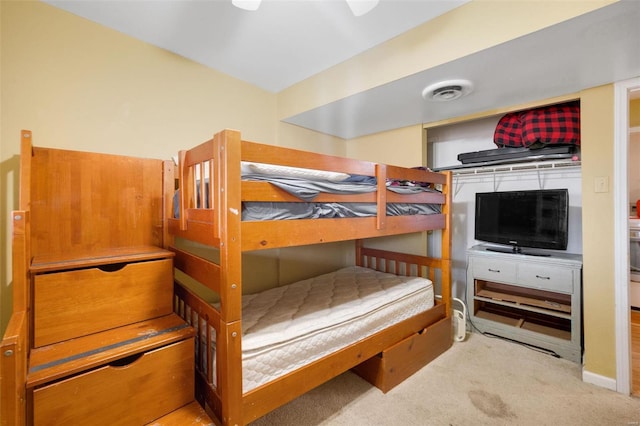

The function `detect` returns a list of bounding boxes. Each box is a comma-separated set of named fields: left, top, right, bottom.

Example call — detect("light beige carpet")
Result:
left=250, top=332, right=640, bottom=425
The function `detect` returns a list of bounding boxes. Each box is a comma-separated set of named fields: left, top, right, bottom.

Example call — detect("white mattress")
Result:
left=210, top=266, right=434, bottom=393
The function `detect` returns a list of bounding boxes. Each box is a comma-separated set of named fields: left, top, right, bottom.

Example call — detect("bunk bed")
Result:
left=165, top=129, right=453, bottom=425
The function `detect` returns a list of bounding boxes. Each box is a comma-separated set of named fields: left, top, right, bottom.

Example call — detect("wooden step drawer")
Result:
left=34, top=258, right=173, bottom=347
left=33, top=338, right=194, bottom=426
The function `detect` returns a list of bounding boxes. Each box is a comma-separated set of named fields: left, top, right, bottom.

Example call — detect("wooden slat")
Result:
left=386, top=163, right=448, bottom=185
left=360, top=246, right=447, bottom=271
left=241, top=214, right=446, bottom=251
left=168, top=218, right=220, bottom=247
left=240, top=139, right=376, bottom=176
left=178, top=149, right=189, bottom=231
left=376, top=164, right=387, bottom=230
left=171, top=246, right=222, bottom=294
left=242, top=181, right=377, bottom=203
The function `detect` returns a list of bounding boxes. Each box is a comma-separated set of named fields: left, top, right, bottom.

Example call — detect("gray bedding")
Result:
left=241, top=174, right=441, bottom=221
left=242, top=201, right=440, bottom=221
left=174, top=174, right=442, bottom=221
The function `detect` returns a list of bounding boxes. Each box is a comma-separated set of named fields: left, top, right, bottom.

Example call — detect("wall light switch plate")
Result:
left=594, top=176, right=609, bottom=193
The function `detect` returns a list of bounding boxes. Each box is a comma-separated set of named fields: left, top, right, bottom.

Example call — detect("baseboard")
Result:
left=582, top=368, right=617, bottom=391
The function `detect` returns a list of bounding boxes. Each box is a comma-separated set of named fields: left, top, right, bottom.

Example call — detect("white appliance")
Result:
left=452, top=297, right=467, bottom=342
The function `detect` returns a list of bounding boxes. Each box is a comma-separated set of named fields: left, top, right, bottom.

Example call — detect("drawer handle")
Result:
left=535, top=275, right=551, bottom=280
left=98, top=263, right=126, bottom=272
left=487, top=268, right=500, bottom=273
left=109, top=353, right=143, bottom=367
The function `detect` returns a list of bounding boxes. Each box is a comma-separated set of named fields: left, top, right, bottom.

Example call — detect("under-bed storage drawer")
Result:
left=33, top=338, right=194, bottom=425
left=353, top=316, right=452, bottom=393
left=33, top=259, right=173, bottom=347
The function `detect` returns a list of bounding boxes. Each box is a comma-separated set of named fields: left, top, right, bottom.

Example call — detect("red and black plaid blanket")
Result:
left=494, top=101, right=580, bottom=148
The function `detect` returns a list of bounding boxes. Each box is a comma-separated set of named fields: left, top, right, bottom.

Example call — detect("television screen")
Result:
left=474, top=189, right=569, bottom=252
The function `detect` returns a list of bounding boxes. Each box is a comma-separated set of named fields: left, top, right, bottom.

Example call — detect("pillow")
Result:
left=493, top=112, right=523, bottom=147
left=520, top=101, right=580, bottom=147
left=242, top=162, right=350, bottom=182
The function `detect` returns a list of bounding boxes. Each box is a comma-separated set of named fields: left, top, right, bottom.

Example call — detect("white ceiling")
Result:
left=43, top=0, right=470, bottom=93
left=44, top=0, right=640, bottom=139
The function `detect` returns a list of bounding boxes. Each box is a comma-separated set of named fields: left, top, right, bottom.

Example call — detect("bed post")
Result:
left=375, top=164, right=387, bottom=230
left=440, top=171, right=453, bottom=316
left=355, top=239, right=364, bottom=266
left=0, top=131, right=34, bottom=425
left=213, top=129, right=244, bottom=425
left=163, top=160, right=176, bottom=249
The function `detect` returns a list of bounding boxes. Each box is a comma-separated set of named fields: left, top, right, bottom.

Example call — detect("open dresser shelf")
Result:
left=467, top=244, right=583, bottom=362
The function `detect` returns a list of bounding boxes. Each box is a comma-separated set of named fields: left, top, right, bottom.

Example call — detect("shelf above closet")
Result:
left=439, top=158, right=581, bottom=176
left=439, top=159, right=581, bottom=195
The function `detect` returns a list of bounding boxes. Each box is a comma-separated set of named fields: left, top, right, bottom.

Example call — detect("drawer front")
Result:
left=472, top=257, right=517, bottom=283
left=34, top=259, right=173, bottom=347
left=33, top=338, right=194, bottom=426
left=518, top=264, right=574, bottom=293
left=352, top=316, right=452, bottom=393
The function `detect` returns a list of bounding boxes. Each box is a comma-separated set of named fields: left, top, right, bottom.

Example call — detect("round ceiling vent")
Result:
left=422, top=79, right=473, bottom=101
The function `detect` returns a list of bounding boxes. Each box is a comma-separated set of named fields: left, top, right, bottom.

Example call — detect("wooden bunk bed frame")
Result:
left=166, top=129, right=453, bottom=425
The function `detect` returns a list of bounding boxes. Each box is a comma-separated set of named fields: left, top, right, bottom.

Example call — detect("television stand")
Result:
left=467, top=244, right=583, bottom=363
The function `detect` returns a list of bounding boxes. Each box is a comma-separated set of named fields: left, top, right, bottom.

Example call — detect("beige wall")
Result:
left=0, top=1, right=344, bottom=334
left=580, top=85, right=616, bottom=378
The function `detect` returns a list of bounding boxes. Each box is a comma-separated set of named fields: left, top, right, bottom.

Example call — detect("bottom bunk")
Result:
left=173, top=244, right=452, bottom=425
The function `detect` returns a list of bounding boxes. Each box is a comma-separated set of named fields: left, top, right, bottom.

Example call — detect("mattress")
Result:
left=208, top=266, right=434, bottom=392
left=174, top=161, right=442, bottom=220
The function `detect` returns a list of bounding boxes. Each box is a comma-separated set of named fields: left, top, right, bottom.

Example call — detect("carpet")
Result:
left=250, top=332, right=640, bottom=425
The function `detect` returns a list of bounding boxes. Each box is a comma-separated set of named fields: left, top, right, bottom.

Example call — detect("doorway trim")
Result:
left=614, top=76, right=640, bottom=395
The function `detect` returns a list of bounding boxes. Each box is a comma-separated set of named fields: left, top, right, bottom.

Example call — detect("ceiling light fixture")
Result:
left=232, top=0, right=261, bottom=11
left=232, top=0, right=379, bottom=16
left=422, top=79, right=474, bottom=102
left=346, top=0, right=379, bottom=17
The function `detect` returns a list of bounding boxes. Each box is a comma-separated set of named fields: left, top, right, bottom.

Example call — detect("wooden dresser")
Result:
left=0, top=131, right=212, bottom=425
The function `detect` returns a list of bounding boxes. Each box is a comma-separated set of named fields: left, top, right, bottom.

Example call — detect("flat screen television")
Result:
left=474, top=189, right=569, bottom=253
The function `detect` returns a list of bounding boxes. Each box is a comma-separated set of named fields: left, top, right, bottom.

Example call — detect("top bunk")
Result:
left=166, top=129, right=451, bottom=251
